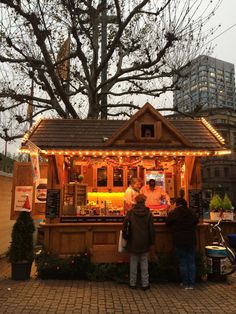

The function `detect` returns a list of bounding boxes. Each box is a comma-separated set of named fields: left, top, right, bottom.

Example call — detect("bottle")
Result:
left=101, top=201, right=104, bottom=215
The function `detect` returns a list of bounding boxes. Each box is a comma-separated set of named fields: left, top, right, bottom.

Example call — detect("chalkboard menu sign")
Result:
left=46, top=189, right=60, bottom=218
left=189, top=189, right=203, bottom=218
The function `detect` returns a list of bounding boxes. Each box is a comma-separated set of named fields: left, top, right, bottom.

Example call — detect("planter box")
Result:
left=210, top=212, right=221, bottom=221
left=210, top=211, right=234, bottom=221
left=11, top=262, right=32, bottom=280
left=222, top=212, right=234, bottom=221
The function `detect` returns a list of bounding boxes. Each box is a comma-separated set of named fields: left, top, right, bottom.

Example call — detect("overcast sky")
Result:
left=1, top=0, right=236, bottom=155
left=209, top=0, right=236, bottom=66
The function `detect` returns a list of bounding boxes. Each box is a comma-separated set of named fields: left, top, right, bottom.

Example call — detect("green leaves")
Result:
left=209, top=193, right=233, bottom=212
left=9, top=211, right=35, bottom=263
left=222, top=194, right=233, bottom=212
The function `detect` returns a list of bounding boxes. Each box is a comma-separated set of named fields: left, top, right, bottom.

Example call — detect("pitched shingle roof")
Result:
left=23, top=117, right=227, bottom=152
left=170, top=119, right=224, bottom=150
left=27, top=119, right=125, bottom=149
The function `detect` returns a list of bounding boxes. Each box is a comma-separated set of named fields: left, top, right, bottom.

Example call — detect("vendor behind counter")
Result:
left=140, top=179, right=170, bottom=209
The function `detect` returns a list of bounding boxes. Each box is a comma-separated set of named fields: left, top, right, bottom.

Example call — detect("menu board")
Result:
left=189, top=189, right=203, bottom=218
left=46, top=189, right=60, bottom=218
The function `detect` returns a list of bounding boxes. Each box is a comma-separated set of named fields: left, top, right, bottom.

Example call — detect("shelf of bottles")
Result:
left=62, top=183, right=87, bottom=216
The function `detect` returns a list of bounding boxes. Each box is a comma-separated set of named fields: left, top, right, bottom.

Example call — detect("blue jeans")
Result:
left=176, top=247, right=196, bottom=286
left=130, top=253, right=149, bottom=287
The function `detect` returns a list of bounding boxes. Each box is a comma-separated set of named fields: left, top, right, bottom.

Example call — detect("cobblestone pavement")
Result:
left=1, top=258, right=236, bottom=313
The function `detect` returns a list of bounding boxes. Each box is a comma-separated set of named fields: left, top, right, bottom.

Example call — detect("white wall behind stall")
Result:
left=0, top=172, right=14, bottom=256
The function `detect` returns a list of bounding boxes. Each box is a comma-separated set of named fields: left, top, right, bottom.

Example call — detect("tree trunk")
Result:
left=88, top=91, right=100, bottom=119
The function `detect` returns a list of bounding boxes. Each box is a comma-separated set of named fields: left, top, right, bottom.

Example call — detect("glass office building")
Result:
left=173, top=55, right=236, bottom=113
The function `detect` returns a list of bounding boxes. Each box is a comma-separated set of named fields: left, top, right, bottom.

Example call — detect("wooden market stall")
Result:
left=12, top=103, right=231, bottom=262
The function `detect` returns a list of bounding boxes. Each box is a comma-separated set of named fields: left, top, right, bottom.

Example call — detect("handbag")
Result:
left=118, top=230, right=127, bottom=253
left=123, top=218, right=131, bottom=240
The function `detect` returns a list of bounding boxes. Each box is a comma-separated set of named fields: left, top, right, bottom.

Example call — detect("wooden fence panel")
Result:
left=0, top=172, right=14, bottom=256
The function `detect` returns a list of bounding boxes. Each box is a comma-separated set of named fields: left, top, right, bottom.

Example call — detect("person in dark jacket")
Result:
left=166, top=197, right=199, bottom=289
left=123, top=194, right=155, bottom=290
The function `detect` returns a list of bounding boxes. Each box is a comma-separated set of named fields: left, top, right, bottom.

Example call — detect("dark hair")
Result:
left=175, top=197, right=187, bottom=207
left=135, top=194, right=147, bottom=203
left=148, top=179, right=156, bottom=185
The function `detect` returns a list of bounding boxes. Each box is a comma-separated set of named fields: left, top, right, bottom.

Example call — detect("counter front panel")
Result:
left=40, top=222, right=209, bottom=263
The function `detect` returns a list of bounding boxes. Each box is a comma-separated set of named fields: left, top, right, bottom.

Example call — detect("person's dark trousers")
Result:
left=175, top=246, right=196, bottom=287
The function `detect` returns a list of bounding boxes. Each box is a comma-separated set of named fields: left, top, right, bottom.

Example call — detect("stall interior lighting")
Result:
left=88, top=192, right=125, bottom=207
left=201, top=118, right=225, bottom=144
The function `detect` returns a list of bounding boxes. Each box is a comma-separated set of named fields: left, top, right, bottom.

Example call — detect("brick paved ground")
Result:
left=1, top=257, right=236, bottom=313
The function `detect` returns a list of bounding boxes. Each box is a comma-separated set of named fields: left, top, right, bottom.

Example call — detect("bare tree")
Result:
left=0, top=0, right=221, bottom=141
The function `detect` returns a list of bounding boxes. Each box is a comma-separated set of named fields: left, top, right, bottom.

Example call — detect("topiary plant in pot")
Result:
left=221, top=194, right=234, bottom=221
left=209, top=194, right=222, bottom=221
left=9, top=195, right=35, bottom=280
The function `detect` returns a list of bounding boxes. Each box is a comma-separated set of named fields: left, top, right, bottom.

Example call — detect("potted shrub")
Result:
left=8, top=195, right=35, bottom=280
left=209, top=194, right=222, bottom=221
left=77, top=174, right=84, bottom=183
left=221, top=194, right=234, bottom=221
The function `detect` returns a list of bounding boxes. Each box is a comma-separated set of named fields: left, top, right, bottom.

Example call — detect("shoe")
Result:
left=184, top=286, right=194, bottom=290
left=142, top=285, right=150, bottom=291
left=129, top=285, right=137, bottom=289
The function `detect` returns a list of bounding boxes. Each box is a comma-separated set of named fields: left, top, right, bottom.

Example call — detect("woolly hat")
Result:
left=21, top=194, right=31, bottom=212
left=175, top=197, right=187, bottom=207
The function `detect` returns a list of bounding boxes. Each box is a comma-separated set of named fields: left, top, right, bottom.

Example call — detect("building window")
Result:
left=214, top=168, right=220, bottom=177
left=206, top=168, right=211, bottom=177
left=190, top=85, right=198, bottom=91
left=225, top=71, right=232, bottom=77
left=199, top=65, right=207, bottom=71
left=225, top=77, right=232, bottom=82
left=233, top=132, right=236, bottom=146
left=224, top=167, right=229, bottom=177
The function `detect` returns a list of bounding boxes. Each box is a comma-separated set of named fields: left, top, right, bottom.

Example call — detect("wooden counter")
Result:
left=40, top=221, right=211, bottom=263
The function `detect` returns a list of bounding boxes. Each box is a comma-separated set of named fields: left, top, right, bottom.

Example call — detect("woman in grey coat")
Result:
left=123, top=194, right=155, bottom=290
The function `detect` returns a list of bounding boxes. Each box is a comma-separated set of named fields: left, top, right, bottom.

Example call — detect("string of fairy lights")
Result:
left=19, top=147, right=231, bottom=158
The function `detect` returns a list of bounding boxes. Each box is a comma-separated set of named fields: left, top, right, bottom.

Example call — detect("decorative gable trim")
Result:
left=104, top=102, right=194, bottom=147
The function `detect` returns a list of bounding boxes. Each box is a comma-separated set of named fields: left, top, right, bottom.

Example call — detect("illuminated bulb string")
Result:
left=201, top=118, right=225, bottom=144
left=18, top=149, right=230, bottom=157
